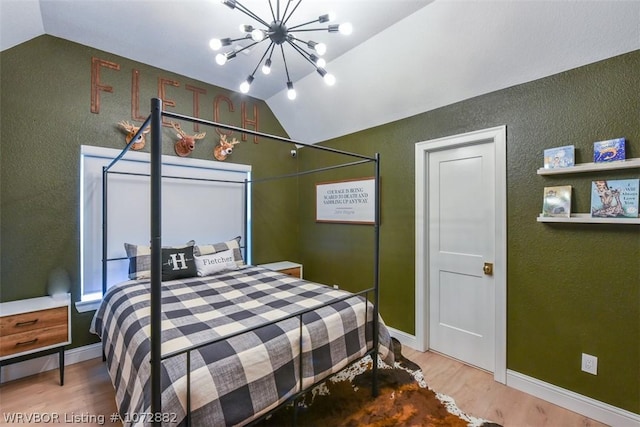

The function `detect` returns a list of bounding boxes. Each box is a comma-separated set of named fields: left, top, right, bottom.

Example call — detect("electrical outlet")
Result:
left=581, top=353, right=598, bottom=375
left=333, top=284, right=339, bottom=289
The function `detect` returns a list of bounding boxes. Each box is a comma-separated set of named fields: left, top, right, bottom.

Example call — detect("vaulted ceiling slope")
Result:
left=2, top=1, right=639, bottom=144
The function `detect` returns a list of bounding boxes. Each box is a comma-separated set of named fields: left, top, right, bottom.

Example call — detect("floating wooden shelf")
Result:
left=537, top=158, right=640, bottom=175
left=537, top=213, right=640, bottom=224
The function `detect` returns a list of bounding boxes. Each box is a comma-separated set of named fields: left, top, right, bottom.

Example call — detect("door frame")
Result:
left=414, top=125, right=507, bottom=384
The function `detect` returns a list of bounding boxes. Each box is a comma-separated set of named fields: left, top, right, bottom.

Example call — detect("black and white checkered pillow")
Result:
left=124, top=240, right=195, bottom=280
left=194, top=236, right=244, bottom=268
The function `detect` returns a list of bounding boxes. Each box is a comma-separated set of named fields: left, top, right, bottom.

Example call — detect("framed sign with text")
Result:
left=315, top=177, right=376, bottom=224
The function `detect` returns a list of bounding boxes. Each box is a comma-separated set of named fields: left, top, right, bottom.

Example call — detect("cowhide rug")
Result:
left=257, top=339, right=502, bottom=427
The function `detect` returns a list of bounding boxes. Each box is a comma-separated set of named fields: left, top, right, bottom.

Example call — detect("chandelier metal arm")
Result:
left=250, top=42, right=274, bottom=77
left=233, top=39, right=262, bottom=56
left=287, top=35, right=317, bottom=49
left=267, top=0, right=277, bottom=23
left=265, top=43, right=276, bottom=62
left=287, top=19, right=323, bottom=31
left=282, top=0, right=303, bottom=26
left=286, top=39, right=320, bottom=70
left=230, top=35, right=252, bottom=43
left=231, top=0, right=271, bottom=27
left=288, top=27, right=331, bottom=33
left=279, top=44, right=291, bottom=82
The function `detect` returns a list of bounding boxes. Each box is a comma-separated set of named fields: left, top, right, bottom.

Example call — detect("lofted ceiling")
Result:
left=1, top=0, right=639, bottom=143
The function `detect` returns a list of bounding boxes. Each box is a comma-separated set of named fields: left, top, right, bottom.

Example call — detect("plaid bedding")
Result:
left=90, top=266, right=393, bottom=426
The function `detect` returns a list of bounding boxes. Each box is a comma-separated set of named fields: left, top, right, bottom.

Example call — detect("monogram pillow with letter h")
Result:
left=161, top=246, right=197, bottom=281
left=125, top=240, right=195, bottom=280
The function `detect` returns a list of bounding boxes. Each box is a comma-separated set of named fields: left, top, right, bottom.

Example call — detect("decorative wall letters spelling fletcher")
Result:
left=90, top=56, right=260, bottom=143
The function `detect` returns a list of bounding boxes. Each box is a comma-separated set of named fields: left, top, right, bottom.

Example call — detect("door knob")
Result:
left=483, top=262, right=493, bottom=275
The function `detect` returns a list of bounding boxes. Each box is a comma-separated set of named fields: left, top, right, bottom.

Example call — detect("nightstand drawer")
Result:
left=0, top=294, right=71, bottom=386
left=279, top=267, right=302, bottom=278
left=0, top=307, right=67, bottom=336
left=0, top=324, right=68, bottom=357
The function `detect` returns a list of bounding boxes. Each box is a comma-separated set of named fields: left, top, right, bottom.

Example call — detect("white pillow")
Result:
left=194, top=249, right=238, bottom=277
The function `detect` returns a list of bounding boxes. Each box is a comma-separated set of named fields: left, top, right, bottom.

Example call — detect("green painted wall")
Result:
left=2, top=34, right=638, bottom=415
left=297, top=51, right=639, bottom=413
left=0, top=35, right=299, bottom=349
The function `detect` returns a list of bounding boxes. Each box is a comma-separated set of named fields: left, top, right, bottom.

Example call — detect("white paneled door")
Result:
left=428, top=142, right=496, bottom=372
left=415, top=126, right=506, bottom=380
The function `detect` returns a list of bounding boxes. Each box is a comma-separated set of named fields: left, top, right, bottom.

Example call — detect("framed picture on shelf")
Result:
left=315, top=177, right=376, bottom=224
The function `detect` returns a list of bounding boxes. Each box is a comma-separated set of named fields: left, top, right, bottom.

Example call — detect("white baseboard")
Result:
left=0, top=343, right=102, bottom=384
left=387, top=326, right=419, bottom=350
left=507, top=370, right=640, bottom=427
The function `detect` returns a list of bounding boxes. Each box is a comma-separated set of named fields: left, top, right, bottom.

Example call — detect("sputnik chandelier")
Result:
left=210, top=0, right=352, bottom=100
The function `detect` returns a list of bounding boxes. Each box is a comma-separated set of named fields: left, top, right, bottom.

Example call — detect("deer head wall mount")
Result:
left=214, top=135, right=240, bottom=161
left=170, top=122, right=206, bottom=157
left=118, top=120, right=150, bottom=150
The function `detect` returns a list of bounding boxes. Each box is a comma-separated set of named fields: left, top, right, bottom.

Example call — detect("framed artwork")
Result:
left=315, top=177, right=376, bottom=224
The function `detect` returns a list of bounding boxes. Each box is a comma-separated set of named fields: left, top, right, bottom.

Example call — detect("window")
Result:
left=78, top=146, right=251, bottom=311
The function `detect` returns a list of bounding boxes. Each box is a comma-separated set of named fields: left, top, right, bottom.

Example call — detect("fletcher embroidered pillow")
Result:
left=194, top=249, right=238, bottom=277
left=193, top=236, right=244, bottom=267
left=161, top=246, right=197, bottom=281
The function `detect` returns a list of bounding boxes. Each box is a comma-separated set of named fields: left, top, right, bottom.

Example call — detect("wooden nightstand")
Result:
left=0, top=294, right=71, bottom=385
left=258, top=261, right=303, bottom=279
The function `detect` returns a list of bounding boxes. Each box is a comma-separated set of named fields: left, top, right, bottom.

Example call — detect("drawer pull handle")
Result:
left=15, top=338, right=38, bottom=347
left=15, top=319, right=39, bottom=327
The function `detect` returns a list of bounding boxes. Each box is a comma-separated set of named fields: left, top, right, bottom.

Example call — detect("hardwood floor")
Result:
left=402, top=347, right=608, bottom=427
left=0, top=349, right=608, bottom=426
left=0, top=358, right=117, bottom=426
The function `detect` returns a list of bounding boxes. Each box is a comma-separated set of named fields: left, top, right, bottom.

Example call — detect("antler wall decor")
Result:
left=118, top=120, right=150, bottom=150
left=170, top=122, right=206, bottom=157
left=214, top=135, right=240, bottom=161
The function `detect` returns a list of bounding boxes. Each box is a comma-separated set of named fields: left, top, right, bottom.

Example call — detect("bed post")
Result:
left=372, top=152, right=381, bottom=397
left=150, top=97, right=163, bottom=423
left=102, top=166, right=108, bottom=296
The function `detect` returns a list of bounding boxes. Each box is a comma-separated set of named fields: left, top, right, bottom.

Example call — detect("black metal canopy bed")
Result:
left=90, top=98, right=391, bottom=426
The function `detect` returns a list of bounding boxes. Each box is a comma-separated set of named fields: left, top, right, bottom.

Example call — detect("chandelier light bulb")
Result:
left=324, top=73, right=336, bottom=86
left=314, top=42, right=327, bottom=55
left=262, top=58, right=272, bottom=75
left=240, top=76, right=254, bottom=93
left=251, top=29, right=265, bottom=42
left=215, top=53, right=227, bottom=65
left=339, top=23, right=353, bottom=35
left=309, top=54, right=326, bottom=68
left=287, top=82, right=297, bottom=100
left=209, top=38, right=222, bottom=51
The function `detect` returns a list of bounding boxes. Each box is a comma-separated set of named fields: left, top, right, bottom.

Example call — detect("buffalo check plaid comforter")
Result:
left=90, top=266, right=393, bottom=426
